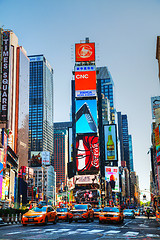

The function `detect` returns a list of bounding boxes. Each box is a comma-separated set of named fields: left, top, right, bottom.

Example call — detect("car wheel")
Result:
left=91, top=217, right=94, bottom=222
left=44, top=217, right=48, bottom=225
left=99, top=219, right=102, bottom=224
left=69, top=218, right=72, bottom=223
left=75, top=219, right=78, bottom=222
left=23, top=224, right=27, bottom=227
left=53, top=216, right=57, bottom=224
left=86, top=217, right=89, bottom=223
left=65, top=216, right=68, bottom=222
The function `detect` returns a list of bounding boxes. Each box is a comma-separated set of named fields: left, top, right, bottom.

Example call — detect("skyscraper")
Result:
left=97, top=67, right=115, bottom=123
left=28, top=55, right=54, bottom=165
left=122, top=114, right=130, bottom=171
left=129, top=135, right=134, bottom=172
left=54, top=122, right=72, bottom=188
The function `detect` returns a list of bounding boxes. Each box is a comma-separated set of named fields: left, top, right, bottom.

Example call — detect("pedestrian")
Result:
left=146, top=207, right=150, bottom=219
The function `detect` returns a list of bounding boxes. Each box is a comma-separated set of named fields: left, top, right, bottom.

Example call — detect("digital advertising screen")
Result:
left=105, top=166, right=119, bottom=192
left=75, top=70, right=97, bottom=98
left=104, top=124, right=118, bottom=161
left=76, top=135, right=99, bottom=173
left=30, top=151, right=42, bottom=167
left=76, top=99, right=98, bottom=134
left=75, top=43, right=95, bottom=62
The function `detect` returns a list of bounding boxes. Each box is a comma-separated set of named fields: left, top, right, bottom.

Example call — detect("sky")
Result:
left=1, top=0, right=160, bottom=191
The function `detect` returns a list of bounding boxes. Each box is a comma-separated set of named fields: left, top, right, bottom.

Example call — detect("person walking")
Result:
left=146, top=207, right=150, bottom=219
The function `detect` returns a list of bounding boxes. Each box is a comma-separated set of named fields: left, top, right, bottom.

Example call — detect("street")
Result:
left=0, top=216, right=160, bottom=240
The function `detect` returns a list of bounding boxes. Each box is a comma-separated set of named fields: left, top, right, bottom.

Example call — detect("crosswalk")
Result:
left=5, top=228, right=160, bottom=238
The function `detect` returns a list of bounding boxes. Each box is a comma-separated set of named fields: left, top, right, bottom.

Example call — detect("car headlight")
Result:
left=33, top=215, right=43, bottom=218
left=99, top=215, right=104, bottom=217
left=22, top=215, right=26, bottom=218
left=113, top=215, right=118, bottom=217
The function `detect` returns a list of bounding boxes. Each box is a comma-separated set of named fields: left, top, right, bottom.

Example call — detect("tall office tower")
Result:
left=122, top=114, right=130, bottom=171
left=117, top=112, right=130, bottom=171
left=54, top=122, right=72, bottom=189
left=97, top=67, right=115, bottom=123
left=117, top=112, right=125, bottom=163
left=129, top=135, right=134, bottom=172
left=28, top=55, right=54, bottom=165
left=0, top=29, right=29, bottom=206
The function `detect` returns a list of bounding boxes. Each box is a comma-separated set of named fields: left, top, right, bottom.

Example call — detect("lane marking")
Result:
left=146, top=234, right=160, bottom=237
left=106, top=230, right=120, bottom=234
left=77, top=229, right=89, bottom=231
left=67, top=231, right=78, bottom=235
left=124, top=231, right=139, bottom=236
left=6, top=232, right=21, bottom=235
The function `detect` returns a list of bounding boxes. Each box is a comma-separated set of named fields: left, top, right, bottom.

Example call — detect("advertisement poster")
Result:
left=3, top=131, right=7, bottom=168
left=75, top=43, right=95, bottom=62
left=104, top=125, right=117, bottom=161
left=42, top=151, right=50, bottom=165
left=76, top=135, right=99, bottom=172
left=75, top=67, right=97, bottom=98
left=68, top=127, right=73, bottom=162
left=30, top=151, right=42, bottom=167
left=157, top=166, right=160, bottom=194
left=156, top=144, right=160, bottom=163
left=105, top=167, right=119, bottom=192
left=76, top=99, right=97, bottom=134
left=151, top=96, right=160, bottom=119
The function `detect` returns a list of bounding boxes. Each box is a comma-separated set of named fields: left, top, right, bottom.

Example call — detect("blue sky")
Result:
left=1, top=0, right=160, bottom=191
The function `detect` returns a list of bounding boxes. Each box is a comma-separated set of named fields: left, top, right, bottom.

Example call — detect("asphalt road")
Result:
left=0, top=216, right=160, bottom=239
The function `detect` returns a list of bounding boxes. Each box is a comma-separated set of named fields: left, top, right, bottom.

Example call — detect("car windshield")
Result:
left=124, top=209, right=133, bottom=213
left=93, top=209, right=102, bottom=212
left=103, top=207, right=119, bottom=212
left=56, top=208, right=68, bottom=212
left=32, top=207, right=47, bottom=212
left=74, top=205, right=88, bottom=210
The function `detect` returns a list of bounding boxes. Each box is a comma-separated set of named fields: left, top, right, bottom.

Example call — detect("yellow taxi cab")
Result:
left=56, top=207, right=73, bottom=223
left=99, top=206, right=124, bottom=224
left=156, top=206, right=160, bottom=222
left=70, top=204, right=94, bottom=222
left=93, top=208, right=102, bottom=218
left=21, top=205, right=57, bottom=226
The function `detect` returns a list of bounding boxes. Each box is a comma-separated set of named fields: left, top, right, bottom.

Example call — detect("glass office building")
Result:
left=129, top=135, right=134, bottom=172
left=28, top=55, right=54, bottom=165
left=97, top=67, right=115, bottom=123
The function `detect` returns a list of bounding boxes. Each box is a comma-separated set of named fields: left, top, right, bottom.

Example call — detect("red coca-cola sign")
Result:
left=75, top=43, right=95, bottom=62
left=76, top=135, right=99, bottom=172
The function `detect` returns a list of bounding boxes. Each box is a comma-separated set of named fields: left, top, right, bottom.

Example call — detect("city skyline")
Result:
left=1, top=0, right=160, bottom=191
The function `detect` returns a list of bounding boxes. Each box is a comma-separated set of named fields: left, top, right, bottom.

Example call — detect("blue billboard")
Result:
left=76, top=99, right=97, bottom=134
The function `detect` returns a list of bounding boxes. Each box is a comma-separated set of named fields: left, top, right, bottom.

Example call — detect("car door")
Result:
left=47, top=207, right=53, bottom=221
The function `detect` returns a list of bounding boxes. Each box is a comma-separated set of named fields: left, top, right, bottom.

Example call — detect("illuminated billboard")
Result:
left=75, top=43, right=95, bottom=62
left=151, top=96, right=160, bottom=119
left=76, top=135, right=99, bottom=173
left=104, top=124, right=118, bottom=161
left=105, top=166, right=119, bottom=192
left=42, top=151, right=50, bottom=165
left=30, top=151, right=42, bottom=167
left=75, top=70, right=96, bottom=98
left=1, top=31, right=10, bottom=121
left=76, top=99, right=97, bottom=134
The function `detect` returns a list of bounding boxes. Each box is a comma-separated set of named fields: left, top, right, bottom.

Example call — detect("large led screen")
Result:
left=76, top=99, right=97, bottom=134
left=30, top=151, right=42, bottom=167
left=76, top=135, right=99, bottom=173
left=75, top=43, right=95, bottom=62
left=105, top=167, right=119, bottom=192
left=75, top=70, right=96, bottom=98
left=104, top=125, right=117, bottom=161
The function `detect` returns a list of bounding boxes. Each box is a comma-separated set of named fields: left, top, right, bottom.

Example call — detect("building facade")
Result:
left=28, top=55, right=54, bottom=163
left=97, top=67, right=115, bottom=124
left=54, top=122, right=71, bottom=190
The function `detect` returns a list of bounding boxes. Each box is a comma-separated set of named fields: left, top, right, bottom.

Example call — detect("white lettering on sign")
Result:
left=1, top=31, right=9, bottom=121
left=76, top=74, right=89, bottom=79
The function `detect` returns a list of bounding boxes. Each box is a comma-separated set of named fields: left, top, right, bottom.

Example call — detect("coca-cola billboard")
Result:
left=75, top=43, right=95, bottom=62
left=76, top=135, right=99, bottom=173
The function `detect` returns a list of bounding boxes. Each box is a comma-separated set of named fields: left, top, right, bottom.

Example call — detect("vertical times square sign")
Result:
left=1, top=31, right=9, bottom=121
